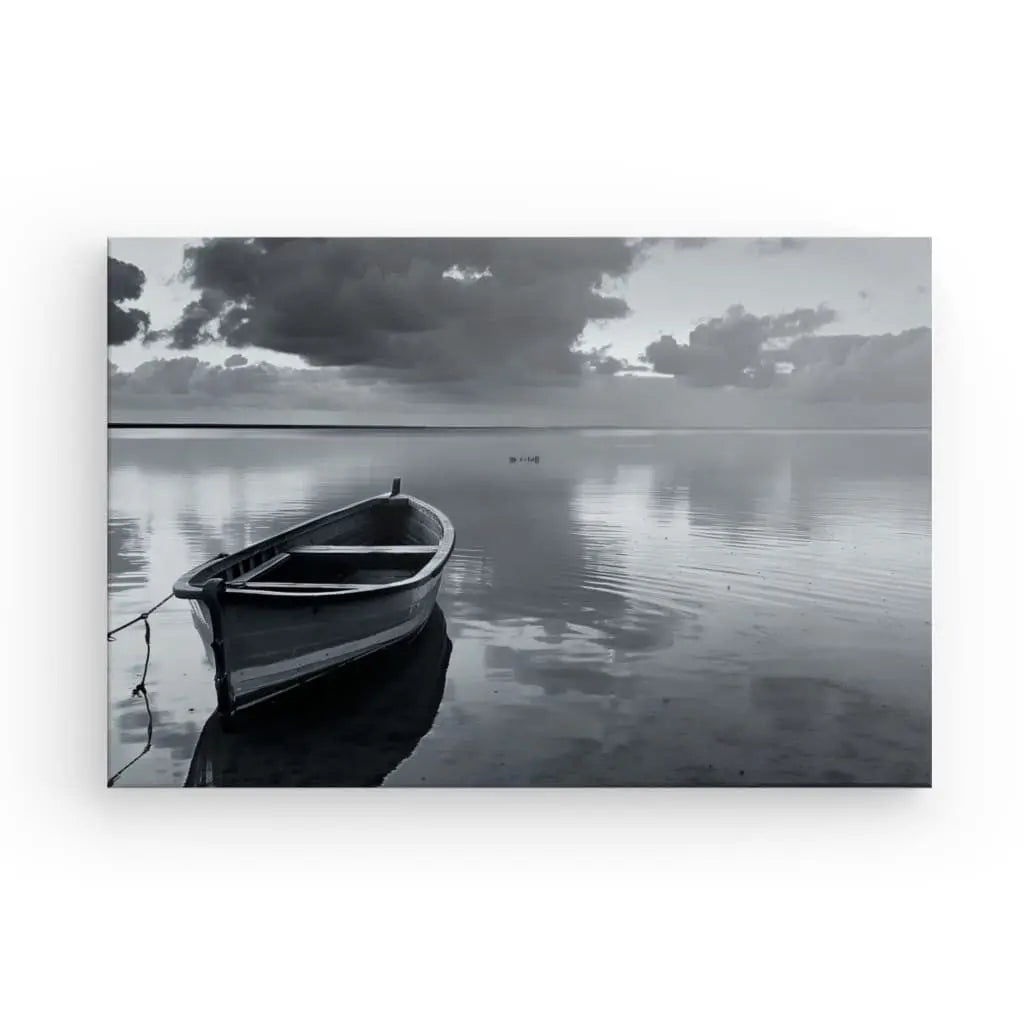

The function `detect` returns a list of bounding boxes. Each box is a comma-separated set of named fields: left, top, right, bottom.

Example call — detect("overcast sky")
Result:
left=108, top=237, right=930, bottom=426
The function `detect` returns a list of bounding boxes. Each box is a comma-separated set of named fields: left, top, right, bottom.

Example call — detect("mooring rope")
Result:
left=107, top=593, right=173, bottom=641
left=107, top=593, right=173, bottom=787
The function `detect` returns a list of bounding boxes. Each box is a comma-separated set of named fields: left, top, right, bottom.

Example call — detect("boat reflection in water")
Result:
left=184, top=606, right=451, bottom=787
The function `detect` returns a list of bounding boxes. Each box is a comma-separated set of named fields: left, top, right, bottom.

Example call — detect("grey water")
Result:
left=107, top=428, right=931, bottom=786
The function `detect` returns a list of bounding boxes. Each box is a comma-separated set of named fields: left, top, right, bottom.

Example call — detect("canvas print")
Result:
left=107, top=237, right=931, bottom=787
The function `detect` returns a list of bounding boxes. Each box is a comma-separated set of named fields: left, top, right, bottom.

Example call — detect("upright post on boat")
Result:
left=391, top=477, right=401, bottom=496
left=201, top=577, right=232, bottom=722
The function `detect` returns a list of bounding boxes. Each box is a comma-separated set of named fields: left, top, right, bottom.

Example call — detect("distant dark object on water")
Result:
left=508, top=455, right=541, bottom=463
left=184, top=606, right=452, bottom=786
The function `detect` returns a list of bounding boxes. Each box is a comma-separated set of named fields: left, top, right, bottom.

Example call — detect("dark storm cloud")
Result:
left=224, top=353, right=248, bottom=367
left=641, top=301, right=928, bottom=402
left=151, top=287, right=229, bottom=349
left=583, top=345, right=644, bottom=375
left=111, top=356, right=297, bottom=398
left=643, top=334, right=690, bottom=375
left=167, top=238, right=649, bottom=383
left=758, top=305, right=838, bottom=337
left=753, top=238, right=808, bottom=256
left=784, top=327, right=931, bottom=403
left=108, top=257, right=144, bottom=303
left=109, top=306, right=150, bottom=346
left=107, top=257, right=151, bottom=345
left=641, top=304, right=837, bottom=386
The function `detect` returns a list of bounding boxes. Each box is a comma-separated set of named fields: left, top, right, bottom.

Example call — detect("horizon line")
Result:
left=107, top=422, right=931, bottom=432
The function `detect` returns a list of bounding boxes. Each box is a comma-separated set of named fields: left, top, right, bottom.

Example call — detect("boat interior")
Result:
left=222, top=494, right=446, bottom=591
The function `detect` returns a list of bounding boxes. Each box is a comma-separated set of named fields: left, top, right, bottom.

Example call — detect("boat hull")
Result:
left=191, top=574, right=444, bottom=714
left=184, top=605, right=453, bottom=787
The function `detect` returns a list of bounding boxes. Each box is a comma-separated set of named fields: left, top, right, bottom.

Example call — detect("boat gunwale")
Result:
left=172, top=490, right=455, bottom=604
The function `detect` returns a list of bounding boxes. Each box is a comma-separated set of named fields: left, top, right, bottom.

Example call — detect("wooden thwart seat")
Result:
left=233, top=552, right=290, bottom=584
left=232, top=581, right=362, bottom=590
left=290, top=545, right=438, bottom=556
left=228, top=543, right=439, bottom=590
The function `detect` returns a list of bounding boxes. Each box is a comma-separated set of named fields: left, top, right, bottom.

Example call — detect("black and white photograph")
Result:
left=10, top=5, right=1024, bottom=1020
left=107, top=236, right=931, bottom=786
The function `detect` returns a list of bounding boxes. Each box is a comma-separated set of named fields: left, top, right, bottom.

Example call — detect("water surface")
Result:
left=107, top=428, right=931, bottom=786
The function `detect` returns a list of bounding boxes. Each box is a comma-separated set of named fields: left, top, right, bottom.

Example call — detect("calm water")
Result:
left=107, top=428, right=931, bottom=786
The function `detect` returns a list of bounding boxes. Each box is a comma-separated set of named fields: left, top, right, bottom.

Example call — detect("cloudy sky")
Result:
left=108, top=237, right=930, bottom=426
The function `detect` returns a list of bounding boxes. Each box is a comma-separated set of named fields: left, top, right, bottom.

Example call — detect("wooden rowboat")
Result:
left=173, top=478, right=454, bottom=721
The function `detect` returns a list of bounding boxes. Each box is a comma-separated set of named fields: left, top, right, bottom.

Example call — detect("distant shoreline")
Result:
left=108, top=422, right=930, bottom=432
